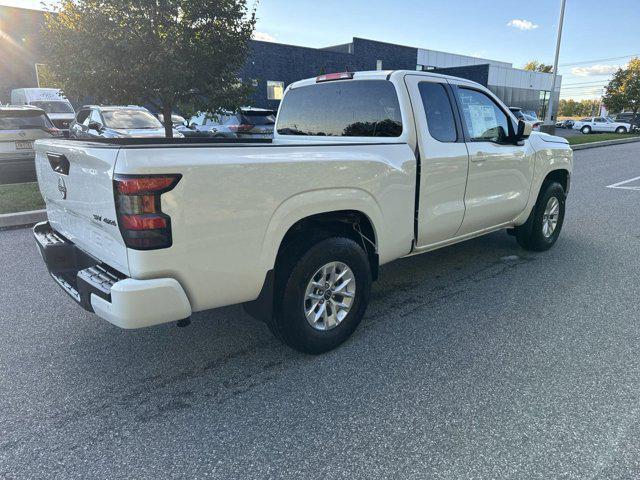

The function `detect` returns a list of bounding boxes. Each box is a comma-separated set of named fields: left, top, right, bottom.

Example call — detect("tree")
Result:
left=523, top=60, right=553, bottom=73
left=43, top=0, right=256, bottom=137
left=603, top=58, right=640, bottom=116
left=558, top=98, right=600, bottom=117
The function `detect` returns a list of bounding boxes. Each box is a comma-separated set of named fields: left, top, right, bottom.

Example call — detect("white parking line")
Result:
left=606, top=176, right=640, bottom=191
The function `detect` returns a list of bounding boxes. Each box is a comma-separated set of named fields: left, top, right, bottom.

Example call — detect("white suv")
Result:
left=0, top=105, right=62, bottom=183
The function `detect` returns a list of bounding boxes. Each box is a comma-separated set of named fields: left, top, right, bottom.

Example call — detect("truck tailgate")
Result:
left=35, top=140, right=129, bottom=275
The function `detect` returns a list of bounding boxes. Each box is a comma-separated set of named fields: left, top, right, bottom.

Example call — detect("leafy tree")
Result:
left=523, top=60, right=553, bottom=73
left=603, top=58, right=640, bottom=116
left=43, top=0, right=256, bottom=137
left=558, top=98, right=600, bottom=118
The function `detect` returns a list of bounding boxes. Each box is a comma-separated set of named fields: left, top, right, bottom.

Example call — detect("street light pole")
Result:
left=546, top=0, right=567, bottom=124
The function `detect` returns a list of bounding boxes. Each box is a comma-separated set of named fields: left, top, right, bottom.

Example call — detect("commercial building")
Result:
left=1, top=5, right=560, bottom=119
left=241, top=38, right=560, bottom=118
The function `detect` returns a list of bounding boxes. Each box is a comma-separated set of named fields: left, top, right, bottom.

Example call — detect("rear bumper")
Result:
left=33, top=221, right=192, bottom=329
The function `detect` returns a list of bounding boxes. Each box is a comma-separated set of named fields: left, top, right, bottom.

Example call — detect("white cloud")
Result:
left=252, top=31, right=276, bottom=42
left=571, top=64, right=620, bottom=77
left=507, top=19, right=539, bottom=31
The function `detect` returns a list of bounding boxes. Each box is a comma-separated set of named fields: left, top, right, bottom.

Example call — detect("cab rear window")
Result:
left=277, top=80, right=403, bottom=137
left=0, top=111, right=53, bottom=130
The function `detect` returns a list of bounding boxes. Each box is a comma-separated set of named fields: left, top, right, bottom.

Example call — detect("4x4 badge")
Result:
left=57, top=177, right=67, bottom=199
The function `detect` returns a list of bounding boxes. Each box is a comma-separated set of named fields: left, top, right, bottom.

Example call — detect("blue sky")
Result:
left=5, top=0, right=639, bottom=99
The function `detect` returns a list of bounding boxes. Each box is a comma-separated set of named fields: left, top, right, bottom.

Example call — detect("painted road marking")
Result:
left=607, top=176, right=640, bottom=191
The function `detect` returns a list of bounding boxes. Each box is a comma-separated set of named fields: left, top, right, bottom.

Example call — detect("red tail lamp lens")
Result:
left=113, top=174, right=181, bottom=250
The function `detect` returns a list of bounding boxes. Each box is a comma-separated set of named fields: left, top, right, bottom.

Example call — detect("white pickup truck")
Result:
left=33, top=70, right=572, bottom=353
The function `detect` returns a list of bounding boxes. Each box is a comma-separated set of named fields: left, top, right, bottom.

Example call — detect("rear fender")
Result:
left=259, top=188, right=384, bottom=272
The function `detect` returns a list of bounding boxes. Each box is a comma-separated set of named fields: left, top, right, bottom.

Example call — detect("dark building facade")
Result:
left=239, top=38, right=419, bottom=111
left=0, top=6, right=559, bottom=117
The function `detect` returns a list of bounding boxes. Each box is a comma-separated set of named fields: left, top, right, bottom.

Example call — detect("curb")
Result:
left=0, top=209, right=46, bottom=230
left=571, top=136, right=640, bottom=151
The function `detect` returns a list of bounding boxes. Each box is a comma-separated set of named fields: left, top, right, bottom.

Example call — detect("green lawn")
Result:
left=568, top=132, right=640, bottom=146
left=0, top=182, right=45, bottom=215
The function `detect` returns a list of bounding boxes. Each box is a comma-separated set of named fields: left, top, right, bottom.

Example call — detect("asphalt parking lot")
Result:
left=2, top=142, right=640, bottom=479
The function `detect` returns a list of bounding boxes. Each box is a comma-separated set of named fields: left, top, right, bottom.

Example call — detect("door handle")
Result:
left=47, top=153, right=70, bottom=175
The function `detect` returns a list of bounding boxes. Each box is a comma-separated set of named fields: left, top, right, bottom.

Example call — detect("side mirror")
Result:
left=515, top=119, right=533, bottom=142
left=88, top=121, right=102, bottom=132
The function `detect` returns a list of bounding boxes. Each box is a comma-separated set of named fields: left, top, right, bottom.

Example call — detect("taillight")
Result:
left=113, top=174, right=181, bottom=250
left=228, top=124, right=253, bottom=133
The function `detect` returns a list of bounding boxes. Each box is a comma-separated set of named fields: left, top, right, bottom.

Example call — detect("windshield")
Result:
left=102, top=109, right=162, bottom=129
left=30, top=101, right=74, bottom=114
left=0, top=111, right=53, bottom=130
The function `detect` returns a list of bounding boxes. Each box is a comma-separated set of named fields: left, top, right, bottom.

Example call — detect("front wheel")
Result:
left=515, top=182, right=566, bottom=252
left=581, top=126, right=591, bottom=134
left=615, top=126, right=627, bottom=134
left=270, top=236, right=372, bottom=354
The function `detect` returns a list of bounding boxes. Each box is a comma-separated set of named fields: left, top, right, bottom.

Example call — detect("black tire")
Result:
left=616, top=126, right=627, bottom=134
left=581, top=125, right=591, bottom=134
left=515, top=182, right=566, bottom=252
left=269, top=235, right=372, bottom=354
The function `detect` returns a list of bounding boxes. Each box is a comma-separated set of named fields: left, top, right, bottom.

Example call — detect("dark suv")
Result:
left=188, top=108, right=276, bottom=139
left=615, top=112, right=640, bottom=131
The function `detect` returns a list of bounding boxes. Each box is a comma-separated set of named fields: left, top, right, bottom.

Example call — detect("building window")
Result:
left=376, top=60, right=383, bottom=71
left=267, top=81, right=284, bottom=100
left=252, top=79, right=259, bottom=87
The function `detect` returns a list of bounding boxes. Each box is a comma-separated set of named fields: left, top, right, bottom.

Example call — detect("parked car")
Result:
left=70, top=105, right=184, bottom=139
left=509, top=107, right=541, bottom=131
left=0, top=105, right=63, bottom=184
left=614, top=112, right=640, bottom=131
left=10, top=88, right=75, bottom=134
left=572, top=116, right=632, bottom=134
left=157, top=113, right=211, bottom=138
left=555, top=119, right=574, bottom=129
left=157, top=113, right=187, bottom=127
left=189, top=108, right=276, bottom=139
left=33, top=70, right=572, bottom=354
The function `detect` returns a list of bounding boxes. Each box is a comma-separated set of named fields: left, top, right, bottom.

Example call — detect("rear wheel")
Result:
left=615, top=126, right=627, bottom=134
left=269, top=235, right=372, bottom=354
left=581, top=125, right=591, bottom=134
left=515, top=182, right=566, bottom=252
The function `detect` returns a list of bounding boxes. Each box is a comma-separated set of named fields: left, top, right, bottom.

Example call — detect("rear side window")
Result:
left=277, top=80, right=402, bottom=137
left=0, top=111, right=52, bottom=130
left=418, top=82, right=457, bottom=142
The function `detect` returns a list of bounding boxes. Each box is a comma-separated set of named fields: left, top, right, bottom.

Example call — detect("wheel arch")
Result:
left=244, top=191, right=383, bottom=323
left=542, top=168, right=570, bottom=194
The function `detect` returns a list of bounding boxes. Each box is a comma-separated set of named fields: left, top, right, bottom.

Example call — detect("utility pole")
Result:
left=546, top=0, right=567, bottom=124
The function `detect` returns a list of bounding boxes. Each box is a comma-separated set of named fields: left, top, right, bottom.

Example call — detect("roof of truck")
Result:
left=287, top=69, right=480, bottom=91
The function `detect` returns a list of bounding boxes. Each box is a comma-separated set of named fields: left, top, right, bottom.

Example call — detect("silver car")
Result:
left=0, top=105, right=63, bottom=184
left=70, top=105, right=184, bottom=139
left=189, top=108, right=276, bottom=139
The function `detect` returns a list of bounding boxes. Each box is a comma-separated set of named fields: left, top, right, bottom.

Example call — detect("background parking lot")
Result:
left=2, top=143, right=640, bottom=479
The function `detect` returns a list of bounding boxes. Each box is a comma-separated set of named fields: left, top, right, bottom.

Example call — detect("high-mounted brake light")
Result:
left=113, top=174, right=181, bottom=250
left=316, top=72, right=354, bottom=83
